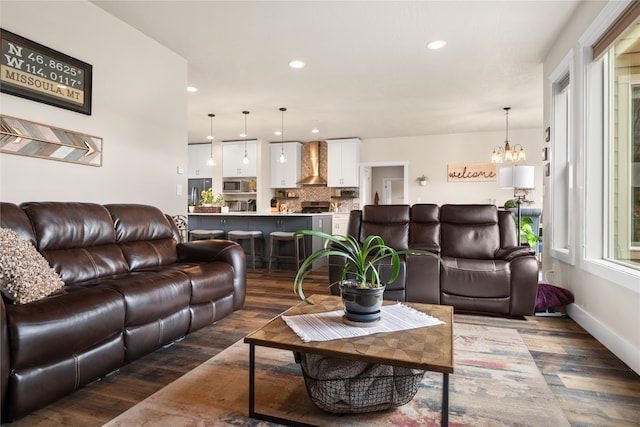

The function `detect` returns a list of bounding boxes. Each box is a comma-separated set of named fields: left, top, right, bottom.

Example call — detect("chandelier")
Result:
left=491, top=107, right=525, bottom=163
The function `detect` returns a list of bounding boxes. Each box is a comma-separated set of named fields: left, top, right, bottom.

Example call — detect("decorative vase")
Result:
left=340, top=281, right=386, bottom=325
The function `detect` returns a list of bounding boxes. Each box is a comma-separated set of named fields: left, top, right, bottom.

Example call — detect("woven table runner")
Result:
left=282, top=303, right=444, bottom=342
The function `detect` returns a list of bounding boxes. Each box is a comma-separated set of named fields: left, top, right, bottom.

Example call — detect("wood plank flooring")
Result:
left=3, top=268, right=639, bottom=426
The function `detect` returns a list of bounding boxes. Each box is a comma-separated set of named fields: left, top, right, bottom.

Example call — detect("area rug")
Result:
left=104, top=323, right=569, bottom=426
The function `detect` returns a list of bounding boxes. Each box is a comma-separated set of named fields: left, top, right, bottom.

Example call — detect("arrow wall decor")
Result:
left=0, top=114, right=102, bottom=166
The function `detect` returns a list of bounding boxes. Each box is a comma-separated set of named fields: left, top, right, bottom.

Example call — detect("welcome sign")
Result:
left=447, top=163, right=496, bottom=182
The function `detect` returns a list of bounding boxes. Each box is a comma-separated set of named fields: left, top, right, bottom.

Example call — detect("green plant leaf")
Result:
left=293, top=229, right=443, bottom=304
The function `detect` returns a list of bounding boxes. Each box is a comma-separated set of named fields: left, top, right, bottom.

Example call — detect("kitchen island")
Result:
left=188, top=212, right=332, bottom=269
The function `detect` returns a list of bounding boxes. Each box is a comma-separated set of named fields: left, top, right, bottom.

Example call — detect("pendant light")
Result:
left=279, top=107, right=287, bottom=163
left=491, top=107, right=526, bottom=163
left=242, top=111, right=250, bottom=165
left=206, top=113, right=216, bottom=166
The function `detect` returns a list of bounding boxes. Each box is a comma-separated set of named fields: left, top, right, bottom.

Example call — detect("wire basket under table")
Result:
left=296, top=352, right=425, bottom=414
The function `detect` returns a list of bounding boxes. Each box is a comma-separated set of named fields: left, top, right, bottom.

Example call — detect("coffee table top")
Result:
left=244, top=294, right=453, bottom=373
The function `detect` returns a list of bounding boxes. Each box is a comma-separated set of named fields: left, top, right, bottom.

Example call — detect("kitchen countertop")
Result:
left=188, top=211, right=333, bottom=217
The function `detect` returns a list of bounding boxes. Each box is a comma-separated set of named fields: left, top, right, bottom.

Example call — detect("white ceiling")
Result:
left=92, top=0, right=582, bottom=144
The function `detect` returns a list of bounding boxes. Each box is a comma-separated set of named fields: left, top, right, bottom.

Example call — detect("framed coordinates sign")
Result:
left=1, top=29, right=92, bottom=115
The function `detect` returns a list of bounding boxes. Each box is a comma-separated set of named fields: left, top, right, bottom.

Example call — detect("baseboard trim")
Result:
left=567, top=304, right=640, bottom=375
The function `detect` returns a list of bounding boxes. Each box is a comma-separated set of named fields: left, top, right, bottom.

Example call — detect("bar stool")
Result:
left=268, top=231, right=305, bottom=273
left=227, top=230, right=263, bottom=272
left=189, top=229, right=225, bottom=241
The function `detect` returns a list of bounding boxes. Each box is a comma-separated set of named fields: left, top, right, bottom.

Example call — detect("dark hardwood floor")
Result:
left=3, top=268, right=639, bottom=426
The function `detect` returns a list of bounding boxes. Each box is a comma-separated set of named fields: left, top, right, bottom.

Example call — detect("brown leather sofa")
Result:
left=0, top=202, right=246, bottom=421
left=329, top=204, right=538, bottom=316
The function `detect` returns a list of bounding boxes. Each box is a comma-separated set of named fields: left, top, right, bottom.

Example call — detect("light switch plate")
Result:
left=176, top=184, right=182, bottom=195
left=177, top=166, right=184, bottom=174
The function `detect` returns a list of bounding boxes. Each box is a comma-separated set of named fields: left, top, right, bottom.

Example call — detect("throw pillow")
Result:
left=0, top=228, right=65, bottom=304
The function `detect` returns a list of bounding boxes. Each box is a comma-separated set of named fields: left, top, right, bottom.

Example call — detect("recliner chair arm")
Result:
left=494, top=246, right=535, bottom=261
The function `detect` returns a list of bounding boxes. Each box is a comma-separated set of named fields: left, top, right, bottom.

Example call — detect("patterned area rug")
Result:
left=104, top=323, right=569, bottom=426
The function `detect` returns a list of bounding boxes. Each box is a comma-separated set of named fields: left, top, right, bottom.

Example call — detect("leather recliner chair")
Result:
left=330, top=204, right=538, bottom=316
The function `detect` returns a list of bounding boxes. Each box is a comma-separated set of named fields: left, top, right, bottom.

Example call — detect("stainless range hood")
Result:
left=297, top=140, right=327, bottom=186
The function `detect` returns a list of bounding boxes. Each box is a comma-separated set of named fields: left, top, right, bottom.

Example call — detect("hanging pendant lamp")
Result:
left=206, top=113, right=216, bottom=166
left=242, top=111, right=250, bottom=165
left=279, top=107, right=287, bottom=163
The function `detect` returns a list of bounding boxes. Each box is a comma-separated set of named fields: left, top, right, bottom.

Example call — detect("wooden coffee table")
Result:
left=244, top=294, right=454, bottom=426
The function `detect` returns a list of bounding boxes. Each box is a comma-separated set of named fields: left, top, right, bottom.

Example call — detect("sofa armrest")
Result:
left=177, top=240, right=246, bottom=310
left=494, top=246, right=534, bottom=261
left=177, top=240, right=240, bottom=261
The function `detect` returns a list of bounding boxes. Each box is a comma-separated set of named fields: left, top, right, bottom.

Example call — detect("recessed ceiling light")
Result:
left=206, top=135, right=214, bottom=140
left=289, top=60, right=305, bottom=69
left=274, top=131, right=282, bottom=136
left=240, top=133, right=247, bottom=138
left=186, top=86, right=198, bottom=92
left=311, top=129, right=320, bottom=134
left=427, top=40, right=446, bottom=50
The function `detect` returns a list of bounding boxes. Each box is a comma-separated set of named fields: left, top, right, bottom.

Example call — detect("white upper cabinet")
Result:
left=327, top=138, right=360, bottom=187
left=188, top=143, right=213, bottom=179
left=222, top=140, right=257, bottom=177
left=270, top=142, right=302, bottom=188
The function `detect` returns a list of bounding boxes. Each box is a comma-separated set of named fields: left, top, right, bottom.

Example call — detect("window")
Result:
left=549, top=52, right=574, bottom=265
left=607, top=24, right=640, bottom=268
left=580, top=0, right=640, bottom=291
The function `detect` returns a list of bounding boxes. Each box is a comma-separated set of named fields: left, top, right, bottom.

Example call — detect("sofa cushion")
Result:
left=0, top=228, right=64, bottom=304
left=97, top=269, right=191, bottom=326
left=360, top=205, right=410, bottom=250
left=21, top=202, right=129, bottom=284
left=22, top=202, right=117, bottom=250
left=5, top=286, right=125, bottom=370
left=0, top=203, right=35, bottom=245
left=409, top=204, right=440, bottom=252
left=175, top=262, right=235, bottom=305
left=440, top=204, right=500, bottom=259
left=106, top=204, right=178, bottom=269
left=440, top=257, right=510, bottom=298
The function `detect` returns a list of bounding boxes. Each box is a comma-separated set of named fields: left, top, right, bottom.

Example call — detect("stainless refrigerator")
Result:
left=188, top=178, right=212, bottom=206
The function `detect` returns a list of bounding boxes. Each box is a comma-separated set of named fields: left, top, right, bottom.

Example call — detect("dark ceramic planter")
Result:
left=340, top=281, right=386, bottom=324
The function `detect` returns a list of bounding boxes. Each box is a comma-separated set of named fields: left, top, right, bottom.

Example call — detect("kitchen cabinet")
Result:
left=270, top=141, right=302, bottom=188
left=332, top=213, right=350, bottom=235
left=187, top=213, right=332, bottom=269
left=222, top=140, right=257, bottom=177
left=188, top=143, right=213, bottom=179
left=327, top=138, right=360, bottom=187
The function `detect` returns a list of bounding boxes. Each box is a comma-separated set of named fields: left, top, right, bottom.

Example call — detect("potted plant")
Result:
left=503, top=199, right=518, bottom=209
left=195, top=188, right=225, bottom=213
left=200, top=188, right=215, bottom=206
left=293, top=230, right=439, bottom=324
left=516, top=216, right=539, bottom=248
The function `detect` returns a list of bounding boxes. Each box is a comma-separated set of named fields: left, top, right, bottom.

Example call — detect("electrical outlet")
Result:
left=176, top=184, right=182, bottom=196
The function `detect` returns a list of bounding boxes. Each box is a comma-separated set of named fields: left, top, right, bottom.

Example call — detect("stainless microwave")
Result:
left=223, top=180, right=250, bottom=193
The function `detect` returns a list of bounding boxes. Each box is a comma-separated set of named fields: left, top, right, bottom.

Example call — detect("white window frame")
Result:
left=579, top=0, right=640, bottom=292
left=548, top=50, right=575, bottom=265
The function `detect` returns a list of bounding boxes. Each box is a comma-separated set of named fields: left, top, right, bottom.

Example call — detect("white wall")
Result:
left=0, top=1, right=188, bottom=215
left=361, top=128, right=544, bottom=208
left=542, top=0, right=639, bottom=374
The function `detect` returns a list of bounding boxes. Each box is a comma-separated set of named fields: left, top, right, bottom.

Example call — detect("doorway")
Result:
left=359, top=162, right=409, bottom=206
